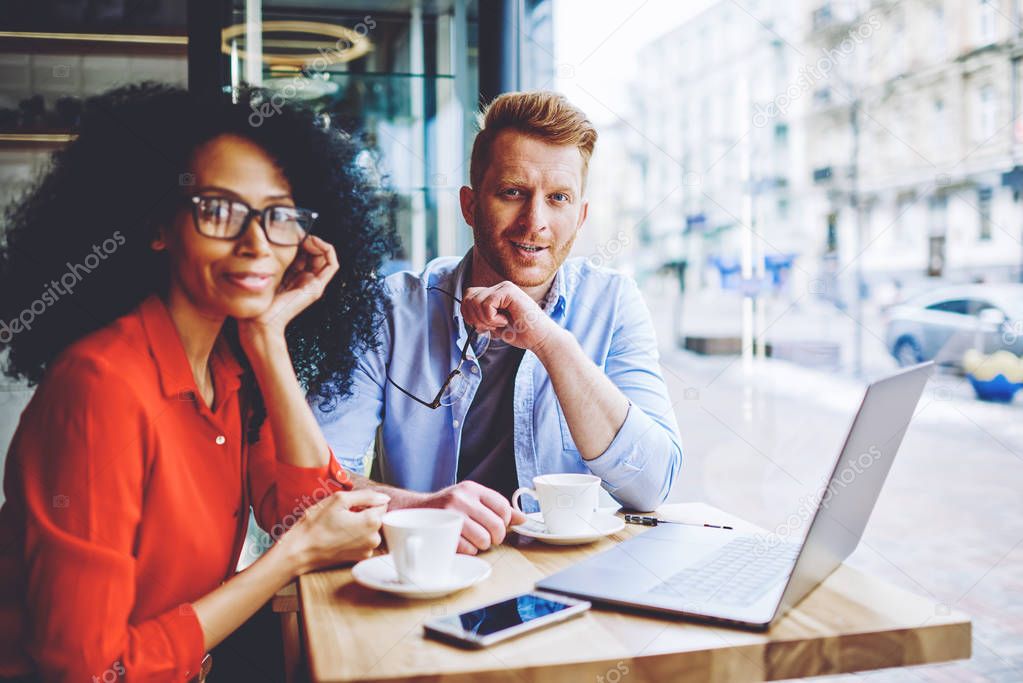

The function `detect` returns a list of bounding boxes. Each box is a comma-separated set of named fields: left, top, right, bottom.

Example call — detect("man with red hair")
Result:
left=315, top=91, right=683, bottom=555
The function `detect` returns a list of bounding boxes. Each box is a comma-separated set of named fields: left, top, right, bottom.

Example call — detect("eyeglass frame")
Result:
left=385, top=286, right=485, bottom=409
left=187, top=194, right=318, bottom=246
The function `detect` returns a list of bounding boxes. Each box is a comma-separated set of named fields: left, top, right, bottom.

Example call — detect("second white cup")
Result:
left=511, top=473, right=601, bottom=535
left=382, top=509, right=462, bottom=588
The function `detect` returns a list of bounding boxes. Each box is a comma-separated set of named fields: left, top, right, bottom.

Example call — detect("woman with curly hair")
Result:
left=0, top=83, right=397, bottom=681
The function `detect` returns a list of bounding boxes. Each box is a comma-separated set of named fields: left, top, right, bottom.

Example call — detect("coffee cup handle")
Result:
left=511, top=487, right=537, bottom=515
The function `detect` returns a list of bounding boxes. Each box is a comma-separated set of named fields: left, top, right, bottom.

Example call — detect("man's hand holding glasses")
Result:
left=460, top=280, right=567, bottom=359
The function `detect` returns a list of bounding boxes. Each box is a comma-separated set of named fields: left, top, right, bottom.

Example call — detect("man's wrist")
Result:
left=384, top=487, right=430, bottom=510
left=351, top=473, right=426, bottom=510
left=531, top=325, right=573, bottom=364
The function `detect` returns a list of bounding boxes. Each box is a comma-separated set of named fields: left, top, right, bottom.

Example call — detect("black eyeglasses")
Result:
left=188, top=195, right=317, bottom=246
left=386, top=286, right=491, bottom=409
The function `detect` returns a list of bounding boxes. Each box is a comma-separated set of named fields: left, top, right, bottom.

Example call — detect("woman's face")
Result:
left=157, top=134, right=299, bottom=321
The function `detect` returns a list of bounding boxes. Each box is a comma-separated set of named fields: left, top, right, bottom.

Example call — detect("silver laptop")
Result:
left=537, top=362, right=933, bottom=630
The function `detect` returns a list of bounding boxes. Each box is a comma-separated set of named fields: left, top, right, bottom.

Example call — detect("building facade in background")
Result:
left=612, top=0, right=1023, bottom=298
left=627, top=0, right=808, bottom=294
left=805, top=0, right=1023, bottom=290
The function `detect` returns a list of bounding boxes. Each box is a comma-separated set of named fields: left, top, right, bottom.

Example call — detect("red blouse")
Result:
left=0, top=294, right=352, bottom=681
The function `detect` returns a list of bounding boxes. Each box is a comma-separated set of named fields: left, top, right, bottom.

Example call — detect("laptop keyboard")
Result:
left=647, top=536, right=800, bottom=607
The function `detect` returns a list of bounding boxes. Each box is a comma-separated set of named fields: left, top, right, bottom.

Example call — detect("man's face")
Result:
left=460, top=129, right=588, bottom=288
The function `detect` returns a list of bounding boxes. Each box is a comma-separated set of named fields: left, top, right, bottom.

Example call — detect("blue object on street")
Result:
left=967, top=373, right=1023, bottom=403
left=764, top=253, right=797, bottom=287
left=711, top=256, right=742, bottom=289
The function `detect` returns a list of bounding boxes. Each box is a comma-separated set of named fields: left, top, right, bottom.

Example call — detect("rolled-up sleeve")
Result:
left=584, top=276, right=683, bottom=511
left=246, top=421, right=353, bottom=536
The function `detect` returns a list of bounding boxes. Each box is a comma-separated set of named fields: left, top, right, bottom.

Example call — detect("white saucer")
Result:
left=351, top=554, right=492, bottom=599
left=511, top=511, right=626, bottom=545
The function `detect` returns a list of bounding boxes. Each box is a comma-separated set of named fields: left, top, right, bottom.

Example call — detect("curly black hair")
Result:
left=0, top=82, right=396, bottom=409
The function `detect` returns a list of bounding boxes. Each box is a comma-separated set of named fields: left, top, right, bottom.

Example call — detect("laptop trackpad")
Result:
left=540, top=528, right=725, bottom=597
left=612, top=530, right=723, bottom=583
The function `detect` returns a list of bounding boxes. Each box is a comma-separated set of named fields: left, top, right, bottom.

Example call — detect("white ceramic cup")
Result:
left=511, top=473, right=601, bottom=535
left=382, top=509, right=462, bottom=588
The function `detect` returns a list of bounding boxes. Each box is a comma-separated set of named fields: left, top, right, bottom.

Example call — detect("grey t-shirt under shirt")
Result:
left=456, top=338, right=526, bottom=499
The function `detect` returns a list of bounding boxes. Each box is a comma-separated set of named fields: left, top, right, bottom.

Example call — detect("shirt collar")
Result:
left=212, top=335, right=244, bottom=395
left=540, top=268, right=566, bottom=317
left=138, top=294, right=244, bottom=399
left=441, top=251, right=473, bottom=344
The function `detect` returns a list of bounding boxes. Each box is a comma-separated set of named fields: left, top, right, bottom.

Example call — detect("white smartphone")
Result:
left=423, top=590, right=591, bottom=648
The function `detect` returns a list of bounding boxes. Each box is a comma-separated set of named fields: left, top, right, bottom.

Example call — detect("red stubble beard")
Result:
left=471, top=208, right=577, bottom=288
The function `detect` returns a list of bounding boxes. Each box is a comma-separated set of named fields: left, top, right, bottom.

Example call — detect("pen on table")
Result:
left=624, top=514, right=733, bottom=530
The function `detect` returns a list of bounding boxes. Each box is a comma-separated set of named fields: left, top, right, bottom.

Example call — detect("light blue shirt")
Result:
left=312, top=252, right=683, bottom=512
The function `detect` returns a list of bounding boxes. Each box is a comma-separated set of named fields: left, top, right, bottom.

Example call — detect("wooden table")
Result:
left=293, top=503, right=971, bottom=682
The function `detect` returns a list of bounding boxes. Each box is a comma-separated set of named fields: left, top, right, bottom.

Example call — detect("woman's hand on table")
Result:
left=285, top=489, right=389, bottom=575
